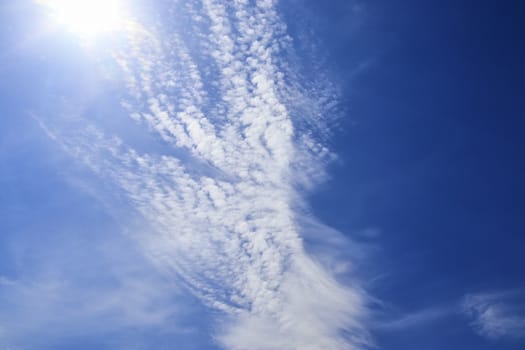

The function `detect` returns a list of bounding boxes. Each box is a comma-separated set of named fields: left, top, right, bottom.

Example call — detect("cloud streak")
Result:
left=462, top=290, right=525, bottom=340
left=35, top=0, right=369, bottom=348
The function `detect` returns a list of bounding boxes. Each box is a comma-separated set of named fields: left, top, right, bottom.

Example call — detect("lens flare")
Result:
left=37, top=0, right=127, bottom=39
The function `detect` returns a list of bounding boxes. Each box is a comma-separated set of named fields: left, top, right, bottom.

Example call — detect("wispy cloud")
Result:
left=462, top=290, right=525, bottom=340
left=0, top=225, right=191, bottom=347
left=374, top=304, right=455, bottom=331
left=31, top=0, right=369, bottom=349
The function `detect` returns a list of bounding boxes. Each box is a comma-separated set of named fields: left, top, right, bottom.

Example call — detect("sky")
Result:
left=0, top=1, right=524, bottom=350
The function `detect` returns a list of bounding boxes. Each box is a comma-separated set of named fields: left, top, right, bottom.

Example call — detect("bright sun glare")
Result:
left=38, top=0, right=127, bottom=39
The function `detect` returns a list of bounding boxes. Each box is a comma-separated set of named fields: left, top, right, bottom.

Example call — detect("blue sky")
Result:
left=1, top=1, right=524, bottom=349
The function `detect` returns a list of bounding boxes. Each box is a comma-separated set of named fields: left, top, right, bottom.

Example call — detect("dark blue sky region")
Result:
left=1, top=1, right=524, bottom=349
left=303, top=1, right=525, bottom=349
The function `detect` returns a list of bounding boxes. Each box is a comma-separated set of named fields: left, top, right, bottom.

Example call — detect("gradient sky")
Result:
left=1, top=1, right=524, bottom=349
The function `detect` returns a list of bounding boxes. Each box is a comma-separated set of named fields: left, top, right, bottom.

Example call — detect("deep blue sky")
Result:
left=303, top=0, right=525, bottom=349
left=1, top=1, right=524, bottom=349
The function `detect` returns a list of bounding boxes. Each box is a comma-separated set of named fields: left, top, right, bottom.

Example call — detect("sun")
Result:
left=37, top=0, right=127, bottom=39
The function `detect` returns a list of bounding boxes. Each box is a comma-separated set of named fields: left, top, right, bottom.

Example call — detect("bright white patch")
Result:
left=37, top=0, right=126, bottom=39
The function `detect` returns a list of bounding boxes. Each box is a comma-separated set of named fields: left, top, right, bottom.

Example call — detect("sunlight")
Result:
left=37, top=0, right=127, bottom=39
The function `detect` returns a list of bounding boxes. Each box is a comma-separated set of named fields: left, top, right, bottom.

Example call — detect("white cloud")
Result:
left=34, top=0, right=370, bottom=349
left=462, top=290, right=525, bottom=340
